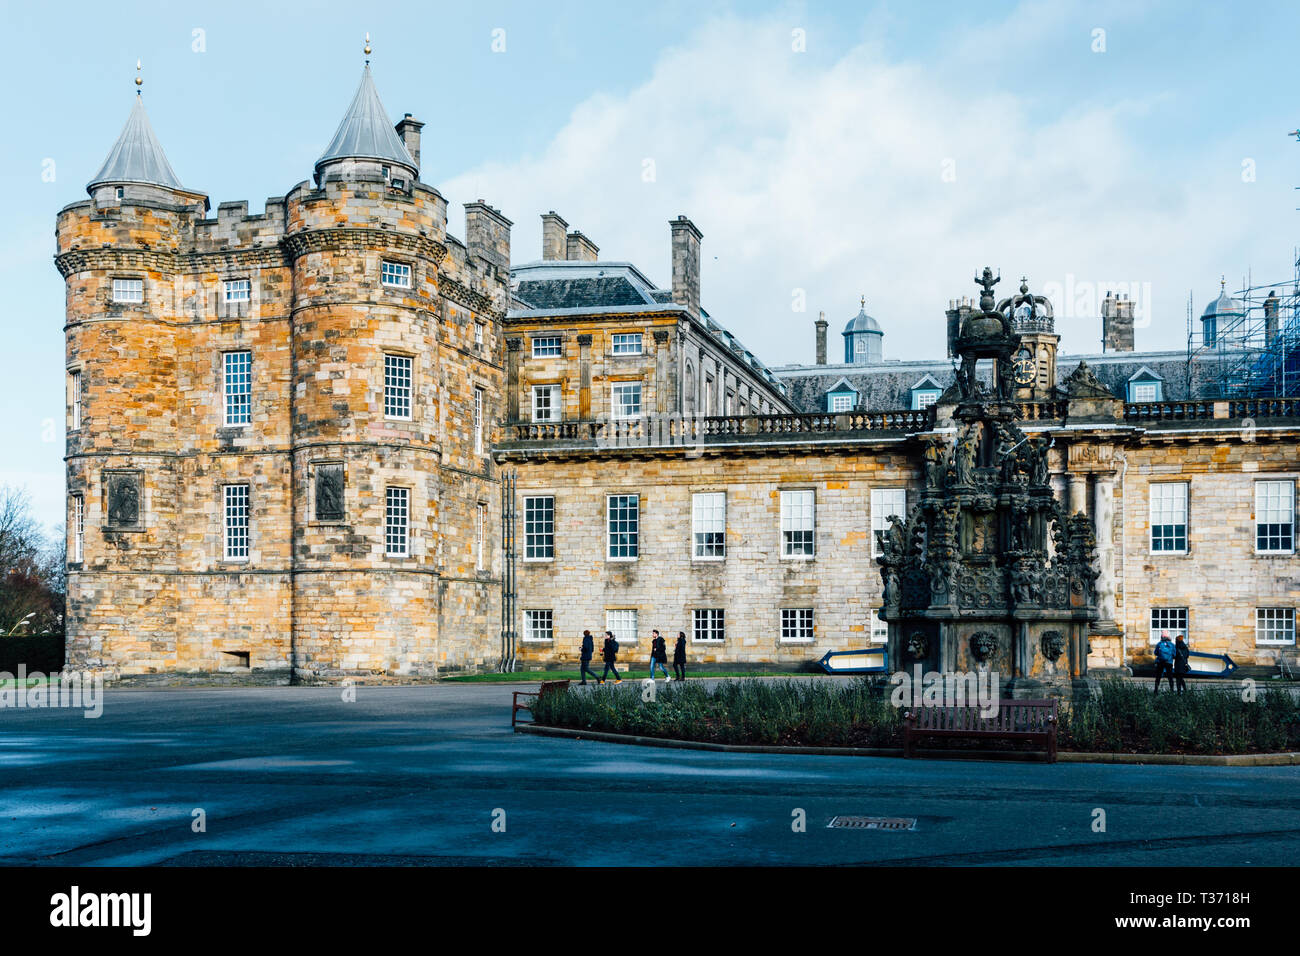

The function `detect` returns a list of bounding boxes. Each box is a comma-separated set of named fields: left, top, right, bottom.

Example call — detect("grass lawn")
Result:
left=0, top=676, right=56, bottom=689
left=444, top=669, right=800, bottom=683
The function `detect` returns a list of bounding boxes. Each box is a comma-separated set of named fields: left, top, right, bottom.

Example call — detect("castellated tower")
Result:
left=55, top=61, right=510, bottom=681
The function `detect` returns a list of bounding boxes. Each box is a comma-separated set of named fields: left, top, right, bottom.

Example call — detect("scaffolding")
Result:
left=1186, top=253, right=1300, bottom=399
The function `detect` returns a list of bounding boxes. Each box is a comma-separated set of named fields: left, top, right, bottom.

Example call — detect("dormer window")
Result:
left=1126, top=367, right=1164, bottom=403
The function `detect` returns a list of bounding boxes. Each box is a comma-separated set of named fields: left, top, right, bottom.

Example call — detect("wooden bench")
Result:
left=512, top=680, right=571, bottom=726
left=902, top=698, right=1057, bottom=762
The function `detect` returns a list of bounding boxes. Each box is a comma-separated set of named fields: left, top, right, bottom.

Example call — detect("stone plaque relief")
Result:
left=105, top=472, right=141, bottom=529
left=315, top=463, right=345, bottom=521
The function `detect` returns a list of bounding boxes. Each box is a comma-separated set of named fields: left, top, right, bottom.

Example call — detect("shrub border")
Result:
left=516, top=723, right=1300, bottom=766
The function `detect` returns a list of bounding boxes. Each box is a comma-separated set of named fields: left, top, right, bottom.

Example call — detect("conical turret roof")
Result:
left=87, top=94, right=185, bottom=191
left=315, top=65, right=417, bottom=176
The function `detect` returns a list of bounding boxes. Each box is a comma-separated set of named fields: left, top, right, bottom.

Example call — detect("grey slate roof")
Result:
left=773, top=350, right=1202, bottom=412
left=515, top=276, right=647, bottom=309
left=1201, top=290, right=1243, bottom=319
left=87, top=94, right=184, bottom=191
left=844, top=306, right=882, bottom=334
left=316, top=66, right=416, bottom=176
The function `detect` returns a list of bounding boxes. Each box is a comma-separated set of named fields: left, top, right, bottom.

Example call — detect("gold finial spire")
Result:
left=364, top=32, right=371, bottom=63
left=1220, top=274, right=1226, bottom=291
left=860, top=295, right=865, bottom=309
left=135, top=58, right=143, bottom=92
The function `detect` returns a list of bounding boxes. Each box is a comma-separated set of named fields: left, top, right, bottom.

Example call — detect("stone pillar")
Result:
left=1093, top=473, right=1118, bottom=627
left=1068, top=475, right=1088, bottom=516
left=653, top=329, right=670, bottom=415
left=505, top=338, right=521, bottom=422
left=577, top=334, right=592, bottom=419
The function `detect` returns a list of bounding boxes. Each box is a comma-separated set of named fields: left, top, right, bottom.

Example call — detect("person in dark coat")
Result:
left=649, top=629, right=670, bottom=680
left=1153, top=631, right=1176, bottom=692
left=672, top=631, right=687, bottom=681
left=578, top=629, right=599, bottom=685
left=1174, top=635, right=1191, bottom=693
left=600, top=631, right=622, bottom=684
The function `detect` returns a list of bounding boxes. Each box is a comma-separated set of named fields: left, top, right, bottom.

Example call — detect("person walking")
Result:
left=672, top=631, right=687, bottom=682
left=1174, top=634, right=1191, bottom=694
left=649, top=629, right=670, bottom=680
left=578, top=629, right=600, bottom=685
left=600, top=630, right=622, bottom=684
left=1153, top=631, right=1176, bottom=692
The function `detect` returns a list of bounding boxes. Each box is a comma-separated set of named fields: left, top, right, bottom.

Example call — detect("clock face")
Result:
left=1013, top=350, right=1036, bottom=385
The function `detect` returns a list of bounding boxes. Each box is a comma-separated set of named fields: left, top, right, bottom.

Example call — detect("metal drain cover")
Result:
left=827, top=815, right=917, bottom=831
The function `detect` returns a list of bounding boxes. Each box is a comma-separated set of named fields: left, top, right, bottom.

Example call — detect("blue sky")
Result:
left=3, top=0, right=1299, bottom=532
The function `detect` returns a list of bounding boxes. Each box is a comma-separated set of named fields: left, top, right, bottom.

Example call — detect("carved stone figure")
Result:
left=906, top=632, right=929, bottom=660
left=106, top=473, right=140, bottom=528
left=969, top=631, right=998, bottom=663
left=923, top=440, right=945, bottom=490
left=1041, top=630, right=1067, bottom=663
left=954, top=427, right=978, bottom=486
left=315, top=464, right=344, bottom=521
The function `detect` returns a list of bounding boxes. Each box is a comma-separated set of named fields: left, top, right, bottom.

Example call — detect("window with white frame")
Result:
left=912, top=389, right=940, bottom=410
left=1131, top=381, right=1158, bottom=403
left=1149, top=607, right=1188, bottom=643
left=829, top=393, right=853, bottom=413
left=531, top=384, right=561, bottom=423
left=780, top=489, right=815, bottom=558
left=69, top=369, right=81, bottom=431
left=223, top=351, right=252, bottom=427
left=611, top=382, right=642, bottom=420
left=531, top=335, right=562, bottom=358
left=692, top=492, right=725, bottom=559
left=385, top=487, right=409, bottom=557
left=1255, top=480, right=1295, bottom=553
left=71, top=494, right=84, bottom=564
left=607, top=494, right=639, bottom=559
left=474, top=322, right=484, bottom=347
left=781, top=607, right=814, bottom=643
left=473, top=386, right=485, bottom=454
left=524, top=496, right=554, bottom=560
left=476, top=502, right=487, bottom=571
left=611, top=333, right=643, bottom=355
left=223, top=278, right=251, bottom=302
left=1256, top=607, right=1296, bottom=646
left=380, top=260, right=412, bottom=288
left=871, top=608, right=888, bottom=644
left=111, top=278, right=143, bottom=303
left=1149, top=482, right=1188, bottom=553
left=693, top=608, right=725, bottom=643
left=606, top=608, right=637, bottom=644
left=523, top=609, right=554, bottom=643
left=384, top=354, right=412, bottom=419
left=871, top=488, right=907, bottom=557
left=223, top=484, right=250, bottom=561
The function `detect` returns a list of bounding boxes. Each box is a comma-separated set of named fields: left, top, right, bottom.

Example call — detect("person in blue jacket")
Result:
left=578, top=629, right=600, bottom=685
left=1153, top=631, right=1176, bottom=692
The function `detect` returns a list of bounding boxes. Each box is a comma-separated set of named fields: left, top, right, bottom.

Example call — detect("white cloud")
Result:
left=440, top=9, right=1289, bottom=367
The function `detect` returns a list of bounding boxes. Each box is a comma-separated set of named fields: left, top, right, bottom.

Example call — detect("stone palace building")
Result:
left=56, top=62, right=1300, bottom=681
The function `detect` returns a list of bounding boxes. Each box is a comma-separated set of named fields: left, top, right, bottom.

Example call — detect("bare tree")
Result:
left=0, top=485, right=63, bottom=635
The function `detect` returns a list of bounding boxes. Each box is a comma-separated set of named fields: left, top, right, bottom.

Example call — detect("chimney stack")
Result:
left=566, top=231, right=599, bottom=262
left=465, top=200, right=512, bottom=271
left=541, top=211, right=568, bottom=261
left=815, top=311, right=828, bottom=365
left=395, top=114, right=424, bottom=172
left=1101, top=291, right=1135, bottom=352
left=670, top=216, right=702, bottom=317
left=1264, top=290, right=1279, bottom=344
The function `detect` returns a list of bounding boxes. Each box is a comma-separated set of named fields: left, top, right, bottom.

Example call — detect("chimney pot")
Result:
left=394, top=114, right=425, bottom=173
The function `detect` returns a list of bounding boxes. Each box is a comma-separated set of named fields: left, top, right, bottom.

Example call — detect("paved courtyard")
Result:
left=0, top=682, right=1297, bottom=866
